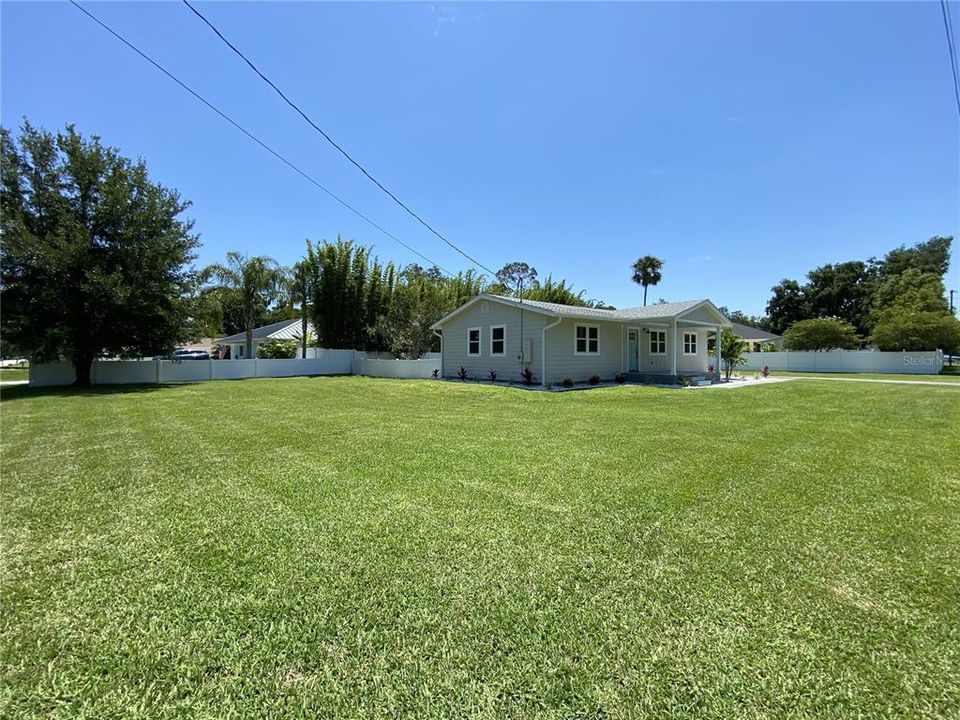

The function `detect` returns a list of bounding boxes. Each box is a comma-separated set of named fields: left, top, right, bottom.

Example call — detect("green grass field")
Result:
left=0, top=367, right=29, bottom=382
left=2, top=377, right=958, bottom=718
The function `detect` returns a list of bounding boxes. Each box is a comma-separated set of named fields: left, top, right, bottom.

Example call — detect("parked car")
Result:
left=173, top=349, right=210, bottom=360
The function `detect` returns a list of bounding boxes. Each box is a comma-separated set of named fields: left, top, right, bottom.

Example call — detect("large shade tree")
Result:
left=631, top=256, right=663, bottom=306
left=494, top=262, right=538, bottom=297
left=201, top=252, right=284, bottom=358
left=0, top=122, right=198, bottom=385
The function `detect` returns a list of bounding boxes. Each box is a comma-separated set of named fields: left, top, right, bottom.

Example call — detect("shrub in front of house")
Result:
left=520, top=367, right=535, bottom=386
left=457, top=366, right=468, bottom=380
left=488, top=369, right=497, bottom=383
left=257, top=339, right=298, bottom=359
left=588, top=374, right=601, bottom=385
left=561, top=378, right=574, bottom=388
left=432, top=368, right=440, bottom=379
left=615, top=373, right=627, bottom=384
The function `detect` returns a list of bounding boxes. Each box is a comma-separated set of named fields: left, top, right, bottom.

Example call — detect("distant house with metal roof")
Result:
left=430, top=293, right=732, bottom=385
left=217, top=318, right=314, bottom=359
left=729, top=321, right=782, bottom=351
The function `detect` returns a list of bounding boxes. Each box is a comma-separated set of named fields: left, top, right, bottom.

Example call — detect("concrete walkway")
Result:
left=691, top=377, right=793, bottom=389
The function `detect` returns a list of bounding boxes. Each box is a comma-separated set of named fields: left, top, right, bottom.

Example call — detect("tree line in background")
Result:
left=721, top=237, right=959, bottom=353
left=2, top=122, right=956, bottom=385
left=0, top=124, right=613, bottom=381
left=195, top=244, right=620, bottom=360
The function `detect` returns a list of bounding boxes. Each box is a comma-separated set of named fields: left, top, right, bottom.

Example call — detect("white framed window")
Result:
left=575, top=324, right=599, bottom=354
left=467, top=327, right=481, bottom=356
left=683, top=332, right=698, bottom=355
left=490, top=324, right=506, bottom=356
left=649, top=330, right=666, bottom=355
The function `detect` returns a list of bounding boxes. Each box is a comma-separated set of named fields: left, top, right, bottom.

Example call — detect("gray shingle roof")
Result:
left=730, top=321, right=780, bottom=341
left=490, top=295, right=717, bottom=322
left=217, top=319, right=313, bottom=344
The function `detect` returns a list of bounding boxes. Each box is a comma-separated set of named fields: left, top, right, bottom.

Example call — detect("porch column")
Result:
left=670, top=318, right=678, bottom=376
left=715, top=325, right=722, bottom=377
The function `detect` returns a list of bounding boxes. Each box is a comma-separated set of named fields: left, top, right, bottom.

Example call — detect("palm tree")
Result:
left=289, top=255, right=316, bottom=359
left=201, top=252, right=284, bottom=359
left=720, top=328, right=748, bottom=380
left=631, top=256, right=664, bottom=306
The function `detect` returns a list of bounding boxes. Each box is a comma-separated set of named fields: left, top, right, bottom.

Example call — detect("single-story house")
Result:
left=430, top=294, right=732, bottom=385
left=729, top=322, right=782, bottom=352
left=217, top=318, right=314, bottom=359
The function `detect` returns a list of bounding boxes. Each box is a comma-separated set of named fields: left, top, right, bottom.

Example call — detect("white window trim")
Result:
left=683, top=331, right=698, bottom=356
left=574, top=324, right=600, bottom=355
left=467, top=326, right=481, bottom=356
left=489, top=324, right=506, bottom=356
left=649, top=330, right=667, bottom=355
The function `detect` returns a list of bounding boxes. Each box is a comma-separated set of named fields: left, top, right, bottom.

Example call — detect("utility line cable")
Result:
left=940, top=0, right=960, bottom=116
left=181, top=0, right=498, bottom=276
left=68, top=0, right=455, bottom=277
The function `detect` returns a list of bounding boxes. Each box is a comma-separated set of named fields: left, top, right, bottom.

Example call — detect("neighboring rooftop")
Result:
left=729, top=321, right=781, bottom=341
left=218, top=318, right=311, bottom=344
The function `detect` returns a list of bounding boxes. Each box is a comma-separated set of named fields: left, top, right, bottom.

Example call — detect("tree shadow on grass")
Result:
left=0, top=382, right=197, bottom=403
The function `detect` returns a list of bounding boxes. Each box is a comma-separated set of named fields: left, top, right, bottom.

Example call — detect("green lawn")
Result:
left=2, top=378, right=958, bottom=718
left=0, top=367, right=29, bottom=382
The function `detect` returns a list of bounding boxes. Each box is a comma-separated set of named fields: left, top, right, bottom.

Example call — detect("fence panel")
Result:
left=93, top=361, right=157, bottom=385
left=742, top=350, right=943, bottom=375
left=28, top=349, right=443, bottom=386
left=359, top=358, right=440, bottom=379
left=161, top=361, right=213, bottom=383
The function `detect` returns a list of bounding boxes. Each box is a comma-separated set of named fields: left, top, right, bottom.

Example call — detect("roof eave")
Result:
left=430, top=293, right=558, bottom=330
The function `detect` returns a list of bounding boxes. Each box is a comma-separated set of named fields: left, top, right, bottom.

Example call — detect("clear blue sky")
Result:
left=2, top=1, right=958, bottom=315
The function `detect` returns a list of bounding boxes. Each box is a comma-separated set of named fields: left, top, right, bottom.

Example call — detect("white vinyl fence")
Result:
left=742, top=350, right=944, bottom=375
left=354, top=356, right=441, bottom=380
left=29, top=350, right=443, bottom=387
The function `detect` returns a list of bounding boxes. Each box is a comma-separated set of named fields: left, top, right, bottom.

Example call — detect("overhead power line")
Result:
left=181, top=0, right=498, bottom=276
left=941, top=0, right=960, bottom=116
left=68, top=1, right=455, bottom=277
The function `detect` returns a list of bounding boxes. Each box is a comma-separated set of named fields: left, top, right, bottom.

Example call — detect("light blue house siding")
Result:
left=435, top=295, right=729, bottom=385
left=438, top=299, right=547, bottom=383
left=542, top=318, right=622, bottom=384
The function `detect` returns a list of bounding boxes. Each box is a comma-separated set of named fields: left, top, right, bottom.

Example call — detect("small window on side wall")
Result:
left=490, top=325, right=506, bottom=355
left=683, top=332, right=698, bottom=355
left=468, top=327, right=481, bottom=356
left=575, top=324, right=599, bottom=354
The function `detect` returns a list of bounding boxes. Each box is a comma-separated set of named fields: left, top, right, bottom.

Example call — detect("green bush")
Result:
left=870, top=309, right=960, bottom=352
left=257, top=339, right=298, bottom=359
left=783, top=318, right=859, bottom=351
left=562, top=378, right=574, bottom=387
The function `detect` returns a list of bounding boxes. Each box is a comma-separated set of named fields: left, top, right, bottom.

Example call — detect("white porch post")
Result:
left=715, top=325, right=722, bottom=378
left=670, top=318, right=678, bottom=376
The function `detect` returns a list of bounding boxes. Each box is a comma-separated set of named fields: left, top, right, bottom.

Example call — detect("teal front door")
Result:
left=628, top=329, right=639, bottom=372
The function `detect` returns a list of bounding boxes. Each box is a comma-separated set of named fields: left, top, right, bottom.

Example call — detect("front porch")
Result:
left=621, top=316, right=725, bottom=381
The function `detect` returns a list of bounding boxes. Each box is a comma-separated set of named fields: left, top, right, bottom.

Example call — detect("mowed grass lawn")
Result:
left=2, top=377, right=958, bottom=718
left=0, top=367, right=29, bottom=382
